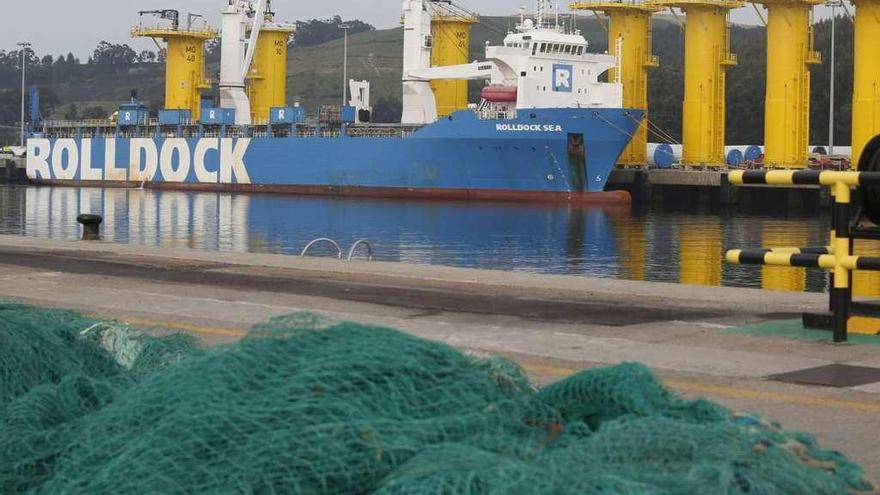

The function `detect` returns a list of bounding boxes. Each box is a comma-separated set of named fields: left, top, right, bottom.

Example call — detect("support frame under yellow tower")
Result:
left=131, top=27, right=216, bottom=121
left=570, top=2, right=661, bottom=167
left=654, top=0, right=741, bottom=167
left=751, top=0, right=822, bottom=169
left=851, top=0, right=880, bottom=167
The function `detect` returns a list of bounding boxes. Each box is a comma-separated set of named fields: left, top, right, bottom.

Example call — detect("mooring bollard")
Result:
left=76, top=214, right=103, bottom=241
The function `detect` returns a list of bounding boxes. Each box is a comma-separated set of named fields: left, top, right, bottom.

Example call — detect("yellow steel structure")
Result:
left=570, top=2, right=661, bottom=166
left=131, top=26, right=215, bottom=120
left=851, top=0, right=880, bottom=166
left=430, top=13, right=478, bottom=117
left=655, top=0, right=741, bottom=167
left=247, top=25, right=295, bottom=123
left=753, top=0, right=822, bottom=168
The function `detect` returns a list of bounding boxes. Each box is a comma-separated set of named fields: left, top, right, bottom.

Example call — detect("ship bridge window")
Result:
left=552, top=44, right=560, bottom=53
left=540, top=42, right=547, bottom=53
left=564, top=45, right=572, bottom=54
left=532, top=44, right=537, bottom=55
left=577, top=46, right=584, bottom=55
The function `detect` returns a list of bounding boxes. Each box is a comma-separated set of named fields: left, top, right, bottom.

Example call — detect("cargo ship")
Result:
left=25, top=0, right=643, bottom=203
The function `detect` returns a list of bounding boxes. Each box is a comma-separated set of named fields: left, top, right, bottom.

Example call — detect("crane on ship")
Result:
left=137, top=9, right=181, bottom=30
left=219, top=0, right=269, bottom=125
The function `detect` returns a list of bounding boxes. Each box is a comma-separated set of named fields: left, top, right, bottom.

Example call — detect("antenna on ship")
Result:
left=536, top=0, right=545, bottom=28
left=555, top=2, right=559, bottom=29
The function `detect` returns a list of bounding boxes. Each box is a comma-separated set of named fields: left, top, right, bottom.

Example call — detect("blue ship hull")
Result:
left=26, top=108, right=642, bottom=202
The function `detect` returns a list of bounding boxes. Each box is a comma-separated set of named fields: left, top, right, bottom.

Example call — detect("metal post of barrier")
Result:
left=831, top=180, right=851, bottom=342
left=724, top=171, right=878, bottom=343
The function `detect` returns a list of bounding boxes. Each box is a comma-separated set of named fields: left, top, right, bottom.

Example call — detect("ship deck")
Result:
left=39, top=119, right=424, bottom=140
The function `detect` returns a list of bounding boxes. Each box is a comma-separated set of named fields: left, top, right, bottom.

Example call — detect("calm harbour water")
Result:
left=3, top=184, right=879, bottom=295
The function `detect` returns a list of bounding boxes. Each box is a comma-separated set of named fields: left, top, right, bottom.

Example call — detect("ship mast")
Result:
left=536, top=0, right=546, bottom=28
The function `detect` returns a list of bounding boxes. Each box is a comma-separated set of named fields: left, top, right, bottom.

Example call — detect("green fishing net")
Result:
left=0, top=304, right=875, bottom=494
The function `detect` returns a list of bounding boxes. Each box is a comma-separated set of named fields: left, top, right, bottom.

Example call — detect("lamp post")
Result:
left=341, top=23, right=351, bottom=107
left=17, top=42, right=31, bottom=147
left=826, top=0, right=841, bottom=156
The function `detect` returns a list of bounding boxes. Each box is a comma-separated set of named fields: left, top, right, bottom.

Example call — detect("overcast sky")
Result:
left=2, top=0, right=844, bottom=58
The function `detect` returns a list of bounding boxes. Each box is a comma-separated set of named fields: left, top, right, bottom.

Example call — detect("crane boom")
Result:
left=241, top=0, right=267, bottom=82
left=138, top=9, right=180, bottom=30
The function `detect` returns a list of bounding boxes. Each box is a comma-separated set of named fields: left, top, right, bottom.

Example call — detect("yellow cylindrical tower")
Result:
left=570, top=2, right=661, bottom=166
left=655, top=0, right=741, bottom=167
left=851, top=0, right=880, bottom=166
left=753, top=0, right=822, bottom=168
left=430, top=13, right=478, bottom=117
left=248, top=25, right=295, bottom=123
left=132, top=27, right=215, bottom=120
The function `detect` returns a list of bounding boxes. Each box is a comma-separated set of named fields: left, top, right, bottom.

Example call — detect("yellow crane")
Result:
left=428, top=3, right=479, bottom=118
left=570, top=1, right=661, bottom=166
left=654, top=0, right=741, bottom=167
left=132, top=9, right=216, bottom=120
left=247, top=13, right=295, bottom=123
left=751, top=0, right=822, bottom=168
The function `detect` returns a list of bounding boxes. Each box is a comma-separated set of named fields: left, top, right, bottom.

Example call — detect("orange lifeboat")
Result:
left=481, top=86, right=518, bottom=103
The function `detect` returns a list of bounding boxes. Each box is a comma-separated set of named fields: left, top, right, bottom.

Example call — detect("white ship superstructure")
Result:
left=401, top=0, right=623, bottom=124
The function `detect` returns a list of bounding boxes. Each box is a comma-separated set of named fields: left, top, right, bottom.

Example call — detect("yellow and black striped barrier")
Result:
left=725, top=170, right=880, bottom=342
left=729, top=170, right=880, bottom=187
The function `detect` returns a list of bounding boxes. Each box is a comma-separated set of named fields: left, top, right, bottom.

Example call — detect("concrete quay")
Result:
left=0, top=235, right=878, bottom=475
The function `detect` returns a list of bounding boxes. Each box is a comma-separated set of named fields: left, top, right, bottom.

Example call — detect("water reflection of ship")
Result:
left=16, top=186, right=859, bottom=293
left=18, top=187, right=633, bottom=275
left=24, top=187, right=251, bottom=251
